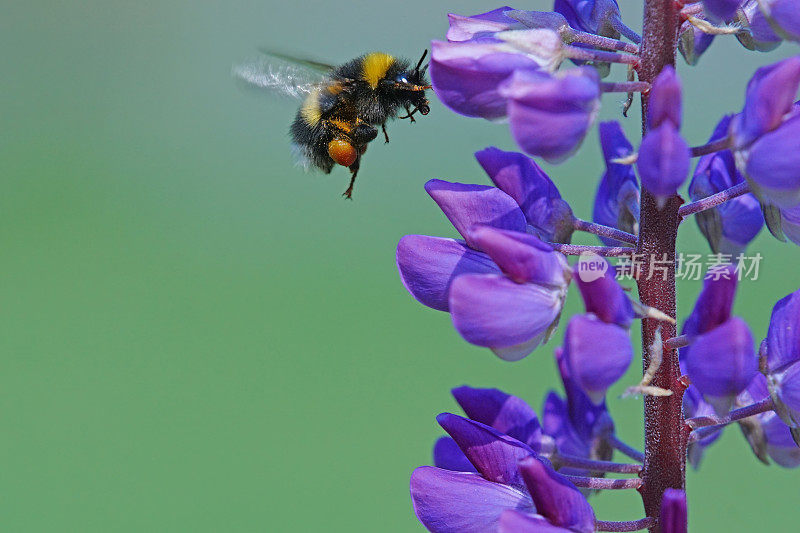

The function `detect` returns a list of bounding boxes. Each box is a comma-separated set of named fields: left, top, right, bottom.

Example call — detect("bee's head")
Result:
left=384, top=49, right=431, bottom=116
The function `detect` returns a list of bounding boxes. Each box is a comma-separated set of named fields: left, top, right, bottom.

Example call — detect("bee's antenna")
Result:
left=414, top=49, right=428, bottom=73
left=419, top=63, right=429, bottom=77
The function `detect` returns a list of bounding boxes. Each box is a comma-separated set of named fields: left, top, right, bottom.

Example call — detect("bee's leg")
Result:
left=400, top=105, right=417, bottom=123
left=382, top=123, right=389, bottom=144
left=342, top=157, right=361, bottom=200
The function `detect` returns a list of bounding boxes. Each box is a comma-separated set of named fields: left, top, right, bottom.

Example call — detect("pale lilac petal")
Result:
left=449, top=274, right=564, bottom=360
left=437, top=413, right=538, bottom=487
left=425, top=180, right=528, bottom=248
left=434, top=436, right=477, bottom=472
left=447, top=7, right=518, bottom=42
left=396, top=235, right=500, bottom=312
left=452, top=386, right=543, bottom=446
left=410, top=466, right=533, bottom=533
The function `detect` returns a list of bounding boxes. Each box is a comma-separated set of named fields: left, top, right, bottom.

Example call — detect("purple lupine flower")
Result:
left=542, top=347, right=614, bottom=474
left=498, top=67, right=601, bottom=162
left=732, top=57, right=800, bottom=211
left=660, top=489, right=688, bottom=533
left=763, top=289, right=800, bottom=427
left=429, top=39, right=546, bottom=119
left=449, top=227, right=571, bottom=360
left=688, top=115, right=763, bottom=255
left=758, top=0, right=800, bottom=42
left=679, top=19, right=715, bottom=65
left=573, top=263, right=635, bottom=328
left=592, top=121, right=640, bottom=245
left=397, top=178, right=572, bottom=360
left=476, top=147, right=576, bottom=243
left=684, top=316, right=758, bottom=414
left=779, top=203, right=800, bottom=246
left=703, top=0, right=742, bottom=22
left=411, top=411, right=596, bottom=532
left=446, top=7, right=520, bottom=42
left=684, top=386, right=725, bottom=468
left=735, top=0, right=783, bottom=52
left=499, top=456, right=595, bottom=533
left=562, top=314, right=633, bottom=404
left=637, top=67, right=690, bottom=207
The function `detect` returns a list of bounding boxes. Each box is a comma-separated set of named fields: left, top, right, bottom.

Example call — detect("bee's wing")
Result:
left=232, top=51, right=347, bottom=101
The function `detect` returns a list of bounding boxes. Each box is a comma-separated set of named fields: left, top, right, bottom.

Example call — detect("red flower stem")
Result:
left=596, top=518, right=656, bottom=532
left=637, top=0, right=685, bottom=529
left=573, top=218, right=638, bottom=244
left=689, top=136, right=732, bottom=157
left=567, top=29, right=641, bottom=53
left=607, top=433, right=646, bottom=462
left=562, top=474, right=643, bottom=490
left=678, top=182, right=751, bottom=218
left=549, top=243, right=636, bottom=256
left=554, top=453, right=643, bottom=473
left=687, top=396, right=775, bottom=431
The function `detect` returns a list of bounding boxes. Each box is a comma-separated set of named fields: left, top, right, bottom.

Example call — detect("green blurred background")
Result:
left=2, top=1, right=798, bottom=531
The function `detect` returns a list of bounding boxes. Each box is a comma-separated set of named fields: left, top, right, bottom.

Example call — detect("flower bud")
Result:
left=563, top=314, right=633, bottom=404
left=637, top=122, right=690, bottom=208
left=684, top=317, right=758, bottom=414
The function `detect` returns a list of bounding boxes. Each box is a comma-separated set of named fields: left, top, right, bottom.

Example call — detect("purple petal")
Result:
left=434, top=436, right=477, bottom=472
left=518, top=455, right=595, bottom=533
left=499, top=510, right=573, bottom=532
left=735, top=56, right=800, bottom=146
left=430, top=39, right=544, bottom=119
left=736, top=1, right=782, bottom=52
left=447, top=7, right=518, bottom=42
left=637, top=122, right=690, bottom=202
left=437, top=413, right=538, bottom=487
left=783, top=203, right=800, bottom=246
left=681, top=265, right=738, bottom=337
left=469, top=227, right=571, bottom=288
left=541, top=391, right=591, bottom=467
left=554, top=0, right=622, bottom=36
left=593, top=121, right=640, bottom=245
left=573, top=262, right=635, bottom=328
left=745, top=113, right=800, bottom=209
left=775, top=362, right=800, bottom=420
left=396, top=235, right=500, bottom=312
left=499, top=68, right=600, bottom=163
left=410, top=466, right=533, bottom=533
left=679, top=19, right=716, bottom=65
left=766, top=289, right=800, bottom=372
left=425, top=179, right=527, bottom=248
left=660, top=488, right=688, bottom=533
left=449, top=273, right=564, bottom=360
left=452, top=386, right=543, bottom=447
left=475, top=147, right=574, bottom=243
left=563, top=314, right=633, bottom=404
left=684, top=317, right=757, bottom=411
left=762, top=412, right=800, bottom=467
left=553, top=347, right=610, bottom=443
left=683, top=386, right=724, bottom=469
left=760, top=0, right=800, bottom=42
left=647, top=66, right=683, bottom=129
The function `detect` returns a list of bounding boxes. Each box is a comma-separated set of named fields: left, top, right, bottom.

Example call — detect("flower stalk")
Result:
left=596, top=518, right=657, bottom=532
left=573, top=218, right=638, bottom=244
left=679, top=181, right=750, bottom=217
left=637, top=0, right=686, bottom=528
left=562, top=474, right=644, bottom=490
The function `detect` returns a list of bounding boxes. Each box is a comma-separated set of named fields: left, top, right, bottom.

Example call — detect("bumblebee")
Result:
left=234, top=50, right=431, bottom=198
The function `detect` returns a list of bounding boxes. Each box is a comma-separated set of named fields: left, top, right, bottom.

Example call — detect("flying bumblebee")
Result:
left=234, top=50, right=431, bottom=198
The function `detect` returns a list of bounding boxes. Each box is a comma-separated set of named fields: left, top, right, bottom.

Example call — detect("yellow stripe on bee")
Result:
left=362, top=52, right=395, bottom=89
left=328, top=119, right=352, bottom=133
left=300, top=88, right=322, bottom=126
